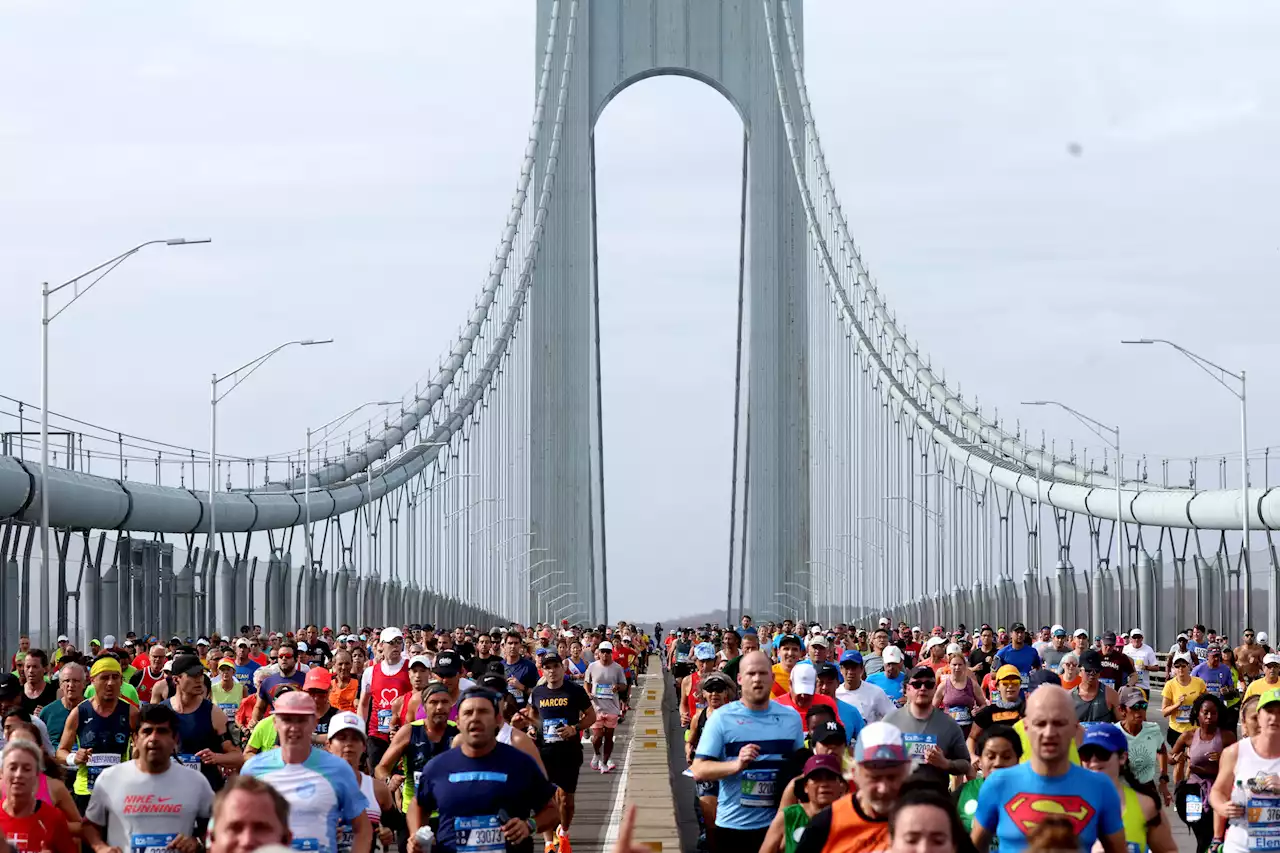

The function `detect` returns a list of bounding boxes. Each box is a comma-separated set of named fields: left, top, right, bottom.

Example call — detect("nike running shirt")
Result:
left=242, top=748, right=367, bottom=853
left=85, top=762, right=214, bottom=853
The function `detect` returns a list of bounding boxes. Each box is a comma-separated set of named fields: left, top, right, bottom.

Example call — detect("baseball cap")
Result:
left=1080, top=723, right=1129, bottom=755
left=217, top=657, right=236, bottom=670
left=56, top=634, right=68, bottom=642
left=1080, top=650, right=1105, bottom=671
left=380, top=627, right=403, bottom=643
left=303, top=667, right=332, bottom=691
left=539, top=653, right=563, bottom=667
left=881, top=646, right=904, bottom=665
left=1101, top=631, right=1118, bottom=644
left=235, top=638, right=251, bottom=647
left=1173, top=652, right=1193, bottom=664
left=326, top=711, right=366, bottom=739
left=274, top=691, right=317, bottom=716
left=790, top=665, right=817, bottom=696
left=809, top=625, right=823, bottom=636
left=1010, top=622, right=1026, bottom=632
left=296, top=642, right=309, bottom=653
left=1208, top=644, right=1223, bottom=654
left=1260, top=688, right=1280, bottom=712
left=839, top=650, right=864, bottom=667
left=923, top=636, right=945, bottom=651
left=996, top=664, right=1022, bottom=682
left=1052, top=627, right=1067, bottom=638
left=701, top=672, right=735, bottom=692
left=0, top=674, right=20, bottom=701
left=196, top=637, right=210, bottom=646
left=945, top=643, right=963, bottom=657
left=808, top=635, right=829, bottom=648
left=777, top=634, right=803, bottom=650
left=1117, top=686, right=1147, bottom=708
left=1177, top=633, right=1189, bottom=641
left=854, top=721, right=908, bottom=765
left=1264, top=653, right=1280, bottom=666
left=1074, top=628, right=1089, bottom=638
left=814, top=662, right=840, bottom=681
left=694, top=642, right=717, bottom=661
left=171, top=654, right=204, bottom=678
left=1260, top=632, right=1271, bottom=645
left=1028, top=670, right=1061, bottom=691
left=1129, top=628, right=1144, bottom=637
left=408, top=655, right=432, bottom=670
left=878, top=617, right=890, bottom=627
left=803, top=753, right=844, bottom=778
left=908, top=665, right=937, bottom=683
left=598, top=641, right=613, bottom=652
left=810, top=721, right=846, bottom=746
left=434, top=651, right=462, bottom=677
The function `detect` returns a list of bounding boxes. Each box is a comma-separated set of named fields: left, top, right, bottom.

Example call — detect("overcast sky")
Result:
left=3, top=2, right=1278, bottom=624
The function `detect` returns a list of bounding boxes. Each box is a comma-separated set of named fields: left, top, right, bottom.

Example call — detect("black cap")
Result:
left=1079, top=649, right=1104, bottom=672
left=0, top=674, right=19, bottom=701
left=479, top=673, right=507, bottom=693
left=433, top=651, right=462, bottom=677
left=1028, top=669, right=1061, bottom=691
left=814, top=662, right=840, bottom=681
left=171, top=654, right=205, bottom=678
left=908, top=665, right=937, bottom=682
left=540, top=653, right=563, bottom=667
left=776, top=634, right=803, bottom=649
left=811, top=719, right=846, bottom=745
left=421, top=624, right=434, bottom=632
left=1010, top=622, right=1026, bottom=632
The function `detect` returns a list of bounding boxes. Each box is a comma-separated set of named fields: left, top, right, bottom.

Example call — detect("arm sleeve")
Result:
left=793, top=806, right=832, bottom=853
left=693, top=710, right=724, bottom=760
left=972, top=771, right=1002, bottom=833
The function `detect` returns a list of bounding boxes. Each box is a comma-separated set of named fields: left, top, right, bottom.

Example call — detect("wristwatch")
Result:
left=1159, top=773, right=1170, bottom=783
left=526, top=818, right=537, bottom=835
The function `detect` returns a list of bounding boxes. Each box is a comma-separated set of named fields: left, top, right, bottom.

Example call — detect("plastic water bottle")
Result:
left=413, top=826, right=434, bottom=853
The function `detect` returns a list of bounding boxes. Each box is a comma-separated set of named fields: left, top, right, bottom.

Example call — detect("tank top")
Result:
left=329, top=678, right=359, bottom=713
left=941, top=678, right=978, bottom=726
left=1073, top=685, right=1114, bottom=722
left=567, top=658, right=588, bottom=685
left=1226, top=737, right=1280, bottom=853
left=498, top=722, right=513, bottom=745
left=1119, top=786, right=1148, bottom=853
left=73, top=698, right=132, bottom=795
left=210, top=680, right=245, bottom=718
left=335, top=772, right=381, bottom=853
left=782, top=804, right=812, bottom=853
left=818, top=795, right=890, bottom=853
left=164, top=696, right=225, bottom=791
left=1187, top=728, right=1225, bottom=785
left=402, top=720, right=457, bottom=803
left=367, top=661, right=411, bottom=741
left=686, top=672, right=704, bottom=721
left=137, top=667, right=165, bottom=700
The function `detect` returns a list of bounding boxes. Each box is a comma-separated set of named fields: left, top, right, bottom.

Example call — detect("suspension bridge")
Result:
left=0, top=0, right=1274, bottom=665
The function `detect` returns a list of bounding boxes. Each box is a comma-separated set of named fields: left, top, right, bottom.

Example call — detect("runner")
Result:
left=38, top=663, right=85, bottom=750
left=408, top=689, right=558, bottom=853
left=250, top=640, right=307, bottom=725
left=585, top=641, right=628, bottom=773
left=326, top=712, right=398, bottom=853
left=241, top=691, right=371, bottom=853
left=212, top=657, right=248, bottom=733
left=205, top=775, right=292, bottom=853
left=502, top=632, right=539, bottom=710
left=231, top=639, right=261, bottom=689
left=691, top=651, right=804, bottom=851
left=358, top=627, right=411, bottom=770
left=82, top=703, right=214, bottom=853
left=955, top=724, right=1021, bottom=837
left=760, top=754, right=847, bottom=853
left=18, top=651, right=58, bottom=717
left=56, top=655, right=140, bottom=811
left=1074, top=650, right=1121, bottom=723
left=1169, top=694, right=1233, bottom=852
left=883, top=665, right=970, bottom=788
left=1162, top=651, right=1208, bottom=750
left=680, top=644, right=718, bottom=729
left=1078, top=722, right=1179, bottom=853
left=0, top=740, right=75, bottom=853
left=865, top=646, right=906, bottom=708
left=528, top=653, right=595, bottom=853
left=164, top=653, right=241, bottom=788
left=328, top=650, right=359, bottom=713
left=375, top=684, right=457, bottom=819
left=833, top=651, right=894, bottom=725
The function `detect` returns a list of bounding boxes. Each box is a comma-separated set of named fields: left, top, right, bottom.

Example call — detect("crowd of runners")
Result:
left=664, top=615, right=1280, bottom=853
left=0, top=621, right=654, bottom=853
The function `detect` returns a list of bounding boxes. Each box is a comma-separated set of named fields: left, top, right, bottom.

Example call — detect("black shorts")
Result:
left=367, top=735, right=392, bottom=770
left=542, top=745, right=583, bottom=794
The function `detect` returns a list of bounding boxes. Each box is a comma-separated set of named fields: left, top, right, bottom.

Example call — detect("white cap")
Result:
left=56, top=634, right=68, bottom=642
left=326, top=711, right=366, bottom=740
left=1265, top=653, right=1280, bottom=666
left=1261, top=632, right=1271, bottom=645
left=380, top=627, right=403, bottom=643
left=911, top=626, right=921, bottom=633
left=878, top=617, right=890, bottom=627
left=103, top=634, right=117, bottom=648
left=1050, top=624, right=1064, bottom=635
left=808, top=635, right=829, bottom=648
left=945, top=643, right=963, bottom=656
left=409, top=655, right=432, bottom=669
left=1173, top=652, right=1193, bottom=664
left=296, top=641, right=309, bottom=652
left=790, top=665, right=817, bottom=695
left=924, top=636, right=946, bottom=651
left=1129, top=628, right=1144, bottom=637
left=1074, top=628, right=1088, bottom=638
left=162, top=660, right=174, bottom=672
left=598, top=641, right=613, bottom=652
left=882, top=645, right=904, bottom=664
left=1177, top=633, right=1189, bottom=640
left=197, top=637, right=210, bottom=646
left=809, top=625, right=823, bottom=636
left=235, top=638, right=251, bottom=647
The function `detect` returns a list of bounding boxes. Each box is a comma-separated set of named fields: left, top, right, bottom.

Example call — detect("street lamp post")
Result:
left=40, top=237, right=209, bottom=641
left=1023, top=400, right=1121, bottom=636
left=306, top=401, right=396, bottom=574
left=1123, top=338, right=1252, bottom=629
left=210, top=339, right=332, bottom=573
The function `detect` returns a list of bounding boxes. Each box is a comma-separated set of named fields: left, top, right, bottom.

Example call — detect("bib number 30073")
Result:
left=454, top=816, right=505, bottom=853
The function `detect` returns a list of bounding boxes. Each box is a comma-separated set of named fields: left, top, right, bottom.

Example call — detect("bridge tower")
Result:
left=532, top=0, right=810, bottom=620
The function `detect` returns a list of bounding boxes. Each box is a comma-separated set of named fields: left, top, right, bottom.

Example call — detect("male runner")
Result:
left=57, top=656, right=141, bottom=811
left=585, top=641, right=627, bottom=773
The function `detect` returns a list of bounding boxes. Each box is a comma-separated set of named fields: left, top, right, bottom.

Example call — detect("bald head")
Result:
left=738, top=651, right=776, bottom=707
left=1026, top=685, right=1077, bottom=723
left=1025, top=685, right=1078, bottom=767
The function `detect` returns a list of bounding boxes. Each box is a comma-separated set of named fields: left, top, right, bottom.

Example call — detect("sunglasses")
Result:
left=277, top=652, right=295, bottom=660
left=1126, top=702, right=1149, bottom=711
left=908, top=679, right=936, bottom=690
left=1079, top=747, right=1116, bottom=762
left=1082, top=668, right=1102, bottom=675
left=1173, top=661, right=1189, bottom=668
left=703, top=684, right=730, bottom=694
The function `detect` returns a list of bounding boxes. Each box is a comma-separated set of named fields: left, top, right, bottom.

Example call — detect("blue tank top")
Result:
left=163, top=697, right=224, bottom=790
left=73, top=699, right=132, bottom=794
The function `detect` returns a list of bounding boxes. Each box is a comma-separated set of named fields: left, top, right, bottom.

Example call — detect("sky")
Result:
left=2, top=2, right=1279, bottom=624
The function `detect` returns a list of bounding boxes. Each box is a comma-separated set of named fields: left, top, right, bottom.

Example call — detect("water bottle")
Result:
left=413, top=826, right=434, bottom=853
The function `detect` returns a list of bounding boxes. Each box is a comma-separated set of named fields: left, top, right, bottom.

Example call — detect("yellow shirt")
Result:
left=1014, top=718, right=1081, bottom=765
left=773, top=663, right=792, bottom=695
left=1163, top=676, right=1207, bottom=732
left=1245, top=677, right=1280, bottom=702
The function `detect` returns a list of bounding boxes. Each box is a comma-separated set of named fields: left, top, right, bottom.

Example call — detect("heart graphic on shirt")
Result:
left=379, top=687, right=399, bottom=704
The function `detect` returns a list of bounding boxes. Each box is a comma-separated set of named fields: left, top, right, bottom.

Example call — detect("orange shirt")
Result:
left=330, top=677, right=359, bottom=713
left=235, top=694, right=258, bottom=730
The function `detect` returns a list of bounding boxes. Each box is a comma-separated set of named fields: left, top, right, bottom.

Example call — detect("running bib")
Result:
left=218, top=702, right=237, bottom=715
left=413, top=770, right=422, bottom=790
left=741, top=769, right=776, bottom=808
left=676, top=653, right=691, bottom=664
left=290, top=839, right=319, bottom=852
left=454, top=815, right=504, bottom=853
left=86, top=752, right=120, bottom=789
left=902, top=732, right=938, bottom=762
left=377, top=708, right=392, bottom=733
left=1176, top=705, right=1193, bottom=725
left=594, top=683, right=615, bottom=699
left=1185, top=794, right=1203, bottom=823
left=946, top=705, right=972, bottom=725
left=1207, top=682, right=1223, bottom=697
left=1100, top=677, right=1116, bottom=691
left=1247, top=794, right=1280, bottom=850
left=543, top=718, right=568, bottom=744
left=132, top=833, right=176, bottom=853
left=175, top=753, right=202, bottom=771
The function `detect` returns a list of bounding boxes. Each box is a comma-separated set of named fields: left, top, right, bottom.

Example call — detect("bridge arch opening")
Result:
left=592, top=75, right=745, bottom=617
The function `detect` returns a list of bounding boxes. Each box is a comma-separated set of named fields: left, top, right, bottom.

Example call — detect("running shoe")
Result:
left=605, top=759, right=617, bottom=773
left=590, top=756, right=601, bottom=771
left=557, top=828, right=572, bottom=853
left=544, top=842, right=557, bottom=853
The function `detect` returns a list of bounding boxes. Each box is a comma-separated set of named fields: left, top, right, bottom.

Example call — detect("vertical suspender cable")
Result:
left=726, top=130, right=749, bottom=626
left=589, top=131, right=609, bottom=626
left=738, top=402, right=751, bottom=620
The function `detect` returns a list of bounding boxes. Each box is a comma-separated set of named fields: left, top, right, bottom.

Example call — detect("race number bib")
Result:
left=217, top=702, right=238, bottom=716
left=1185, top=794, right=1203, bottom=823
left=542, top=717, right=568, bottom=744
left=290, top=840, right=320, bottom=852
left=902, top=732, right=938, bottom=763
left=1247, top=793, right=1280, bottom=850
left=740, top=769, right=776, bottom=808
left=376, top=708, right=392, bottom=733
left=454, top=815, right=504, bottom=853
left=176, top=753, right=202, bottom=771
left=132, top=833, right=176, bottom=853
left=86, top=752, right=120, bottom=789
left=946, top=705, right=972, bottom=725
left=594, top=683, right=615, bottom=700
left=1207, top=682, right=1223, bottom=697
left=1176, top=704, right=1193, bottom=725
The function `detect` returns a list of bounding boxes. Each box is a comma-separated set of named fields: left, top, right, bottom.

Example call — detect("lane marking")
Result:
left=602, top=670, right=651, bottom=851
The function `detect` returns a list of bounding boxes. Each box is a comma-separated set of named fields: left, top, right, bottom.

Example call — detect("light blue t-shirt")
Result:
left=694, top=700, right=804, bottom=830
left=242, top=748, right=367, bottom=853
left=974, top=763, right=1124, bottom=853
left=866, top=671, right=907, bottom=708
left=831, top=697, right=866, bottom=743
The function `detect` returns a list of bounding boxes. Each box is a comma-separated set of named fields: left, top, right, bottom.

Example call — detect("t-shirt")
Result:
left=415, top=743, right=556, bottom=853
left=39, top=700, right=74, bottom=748
left=1187, top=640, right=1209, bottom=663
left=1162, top=677, right=1207, bottom=733
left=85, top=762, right=215, bottom=853
left=247, top=707, right=339, bottom=752
left=967, top=646, right=999, bottom=682
left=257, top=670, right=307, bottom=709
left=502, top=658, right=539, bottom=707
left=972, top=700, right=1025, bottom=733
left=694, top=700, right=805, bottom=831
left=1246, top=677, right=1280, bottom=703
left=585, top=661, right=628, bottom=716
left=974, top=763, right=1124, bottom=853
left=242, top=748, right=367, bottom=853
left=232, top=660, right=261, bottom=688
left=956, top=776, right=984, bottom=833
left=1040, top=646, right=1069, bottom=674
left=773, top=694, right=839, bottom=734
left=1098, top=650, right=1134, bottom=691
left=1191, top=662, right=1235, bottom=701
left=883, top=708, right=969, bottom=788
left=861, top=652, right=884, bottom=676
left=530, top=681, right=592, bottom=749
left=865, top=671, right=906, bottom=708
left=835, top=681, right=895, bottom=724
left=466, top=655, right=502, bottom=681
left=1122, top=644, right=1158, bottom=689
left=994, top=644, right=1042, bottom=689
left=0, top=800, right=75, bottom=853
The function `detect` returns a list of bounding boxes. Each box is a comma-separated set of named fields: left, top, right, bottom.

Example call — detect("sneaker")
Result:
left=557, top=829, right=572, bottom=853
left=605, top=759, right=617, bottom=773
left=590, top=756, right=601, bottom=771
left=544, top=842, right=557, bottom=853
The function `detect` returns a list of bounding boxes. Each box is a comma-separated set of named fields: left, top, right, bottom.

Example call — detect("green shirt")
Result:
left=956, top=775, right=983, bottom=833
left=39, top=699, right=75, bottom=747
left=782, top=804, right=812, bottom=853
left=85, top=683, right=141, bottom=706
